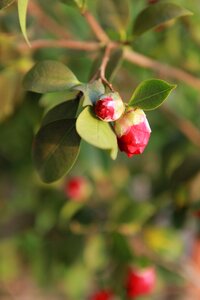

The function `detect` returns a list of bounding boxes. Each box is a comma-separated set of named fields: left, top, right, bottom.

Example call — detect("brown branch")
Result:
left=28, top=1, right=71, bottom=39
left=18, top=39, right=101, bottom=52
left=160, top=106, right=200, bottom=148
left=124, top=48, right=200, bottom=91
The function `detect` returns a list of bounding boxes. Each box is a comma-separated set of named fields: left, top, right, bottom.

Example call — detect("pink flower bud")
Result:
left=94, top=93, right=125, bottom=122
left=90, top=290, right=114, bottom=300
left=64, top=176, right=92, bottom=201
left=126, top=267, right=156, bottom=298
left=114, top=108, right=151, bottom=157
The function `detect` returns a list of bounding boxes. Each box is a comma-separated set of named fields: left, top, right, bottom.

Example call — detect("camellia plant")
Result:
left=8, top=0, right=192, bottom=184
left=0, top=0, right=199, bottom=299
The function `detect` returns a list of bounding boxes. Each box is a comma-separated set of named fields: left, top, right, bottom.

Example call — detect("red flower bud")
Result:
left=126, top=267, right=156, bottom=298
left=90, top=290, right=114, bottom=300
left=95, top=93, right=125, bottom=122
left=64, top=176, right=92, bottom=201
left=114, top=108, right=151, bottom=157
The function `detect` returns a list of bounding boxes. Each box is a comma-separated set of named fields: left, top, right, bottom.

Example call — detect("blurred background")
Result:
left=1, top=0, right=200, bottom=299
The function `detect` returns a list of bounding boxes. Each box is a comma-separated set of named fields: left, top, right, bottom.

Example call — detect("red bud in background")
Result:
left=95, top=93, right=125, bottom=122
left=126, top=267, right=156, bottom=298
left=90, top=290, right=114, bottom=300
left=114, top=108, right=151, bottom=157
left=64, top=176, right=92, bottom=201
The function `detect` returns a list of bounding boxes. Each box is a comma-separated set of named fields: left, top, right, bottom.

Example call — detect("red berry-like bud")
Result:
left=95, top=93, right=125, bottom=122
left=114, top=108, right=151, bottom=157
left=64, top=176, right=92, bottom=201
left=126, top=267, right=156, bottom=298
left=90, top=290, right=114, bottom=300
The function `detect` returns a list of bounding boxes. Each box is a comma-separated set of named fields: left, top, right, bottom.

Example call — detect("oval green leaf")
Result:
left=33, top=119, right=81, bottom=183
left=133, top=2, right=193, bottom=36
left=76, top=106, right=118, bottom=158
left=23, top=60, right=80, bottom=93
left=0, top=0, right=15, bottom=9
left=17, top=0, right=30, bottom=46
left=129, top=79, right=176, bottom=110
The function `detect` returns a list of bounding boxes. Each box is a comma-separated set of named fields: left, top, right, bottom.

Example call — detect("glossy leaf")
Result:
left=23, top=60, right=80, bottom=93
left=75, top=80, right=105, bottom=106
left=133, top=2, right=193, bottom=36
left=33, top=119, right=81, bottom=183
left=41, top=99, right=79, bottom=127
left=129, top=79, right=176, bottom=110
left=17, top=0, right=30, bottom=46
left=0, top=0, right=15, bottom=9
left=76, top=106, right=118, bottom=159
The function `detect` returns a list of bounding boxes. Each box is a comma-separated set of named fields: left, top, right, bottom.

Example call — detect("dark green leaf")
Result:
left=0, top=0, right=15, bottom=9
left=129, top=79, right=176, bottom=110
left=41, top=99, right=79, bottom=127
left=33, top=119, right=81, bottom=183
left=17, top=0, right=30, bottom=46
left=23, top=60, right=80, bottom=93
left=76, top=106, right=118, bottom=159
left=133, top=2, right=193, bottom=36
left=97, top=0, right=130, bottom=36
left=75, top=80, right=105, bottom=106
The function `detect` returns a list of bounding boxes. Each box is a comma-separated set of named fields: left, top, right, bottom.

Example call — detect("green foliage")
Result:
left=23, top=61, right=80, bottom=93
left=33, top=119, right=81, bottom=182
left=133, top=2, right=193, bottom=37
left=129, top=79, right=176, bottom=110
left=0, top=0, right=15, bottom=9
left=17, top=0, right=30, bottom=46
left=76, top=106, right=118, bottom=159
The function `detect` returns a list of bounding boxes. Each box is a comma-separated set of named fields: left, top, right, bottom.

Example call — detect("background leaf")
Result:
left=133, top=2, right=193, bottom=36
left=0, top=0, right=15, bottom=9
left=33, top=119, right=81, bottom=182
left=17, top=0, right=30, bottom=46
left=23, top=60, right=80, bottom=93
left=76, top=106, right=118, bottom=158
left=97, top=0, right=130, bottom=37
left=129, top=79, right=176, bottom=110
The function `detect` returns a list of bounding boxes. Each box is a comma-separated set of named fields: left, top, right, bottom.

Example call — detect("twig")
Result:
left=124, top=48, right=200, bottom=91
left=160, top=105, right=200, bottom=148
left=18, top=39, right=101, bottom=51
left=82, top=9, right=110, bottom=43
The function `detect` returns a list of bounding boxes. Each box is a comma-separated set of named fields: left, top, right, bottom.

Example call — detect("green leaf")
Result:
left=0, top=0, right=15, bottom=9
left=17, top=0, right=30, bottom=46
left=75, top=80, right=105, bottom=106
left=41, top=99, right=79, bottom=127
left=97, top=0, right=130, bottom=37
left=133, top=2, right=193, bottom=36
left=76, top=106, right=118, bottom=159
left=90, top=48, right=123, bottom=82
left=129, top=79, right=176, bottom=110
left=23, top=60, right=80, bottom=93
left=33, top=119, right=81, bottom=183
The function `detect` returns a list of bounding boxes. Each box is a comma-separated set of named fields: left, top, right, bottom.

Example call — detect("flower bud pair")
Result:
left=94, top=95, right=151, bottom=158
